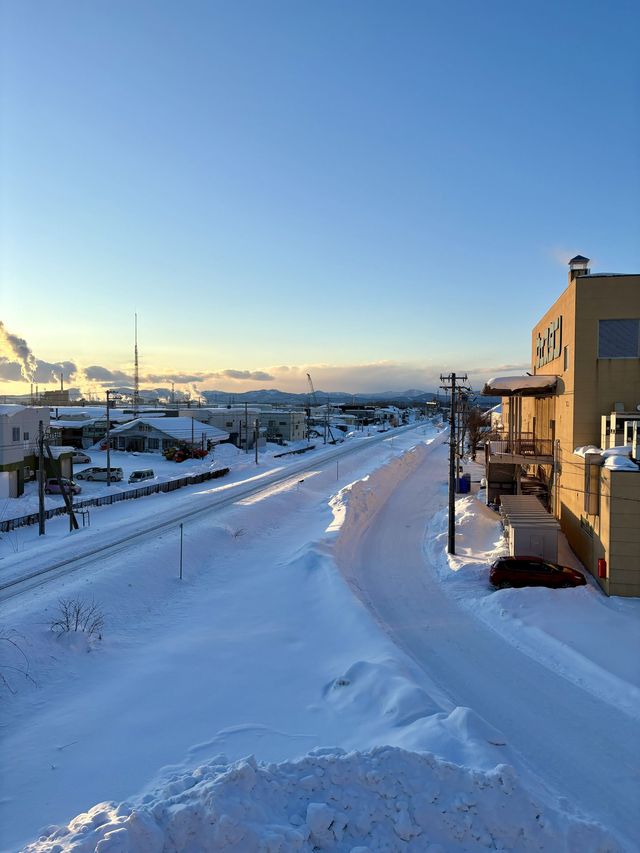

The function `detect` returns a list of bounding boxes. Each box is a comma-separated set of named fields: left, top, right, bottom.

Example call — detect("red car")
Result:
left=490, top=556, right=587, bottom=590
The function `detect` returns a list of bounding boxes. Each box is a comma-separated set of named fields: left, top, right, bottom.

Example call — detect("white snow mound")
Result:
left=26, top=746, right=619, bottom=852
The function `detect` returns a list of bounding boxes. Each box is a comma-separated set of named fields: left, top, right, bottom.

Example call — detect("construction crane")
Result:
left=307, top=372, right=337, bottom=444
left=306, top=373, right=319, bottom=407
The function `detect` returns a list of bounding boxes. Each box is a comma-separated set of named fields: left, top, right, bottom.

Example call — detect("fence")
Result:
left=486, top=432, right=554, bottom=459
left=273, top=445, right=316, bottom=458
left=0, top=467, right=230, bottom=534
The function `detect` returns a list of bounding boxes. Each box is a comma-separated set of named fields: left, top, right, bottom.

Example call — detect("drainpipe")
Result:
left=551, top=438, right=560, bottom=516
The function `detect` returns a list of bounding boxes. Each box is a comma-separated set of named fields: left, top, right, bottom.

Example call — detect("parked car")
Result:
left=128, top=469, right=154, bottom=484
left=490, top=556, right=586, bottom=590
left=71, top=451, right=91, bottom=464
left=44, top=477, right=81, bottom=495
left=75, top=466, right=124, bottom=482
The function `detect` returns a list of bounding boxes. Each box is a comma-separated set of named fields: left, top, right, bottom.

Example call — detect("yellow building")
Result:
left=484, top=256, right=640, bottom=596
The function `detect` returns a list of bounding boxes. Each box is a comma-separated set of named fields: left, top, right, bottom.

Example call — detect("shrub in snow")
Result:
left=50, top=598, right=104, bottom=640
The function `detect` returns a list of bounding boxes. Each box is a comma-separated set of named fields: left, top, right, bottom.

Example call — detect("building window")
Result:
left=12, top=427, right=20, bottom=441
left=563, top=346, right=568, bottom=372
left=226, top=422, right=233, bottom=427
left=279, top=421, right=286, bottom=426
left=598, top=319, right=640, bottom=358
left=23, top=431, right=29, bottom=440
left=149, top=438, right=159, bottom=449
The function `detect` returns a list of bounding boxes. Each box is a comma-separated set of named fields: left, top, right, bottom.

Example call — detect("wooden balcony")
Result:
left=486, top=432, right=554, bottom=466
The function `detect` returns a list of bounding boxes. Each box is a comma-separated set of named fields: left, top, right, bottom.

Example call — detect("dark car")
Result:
left=490, top=556, right=587, bottom=590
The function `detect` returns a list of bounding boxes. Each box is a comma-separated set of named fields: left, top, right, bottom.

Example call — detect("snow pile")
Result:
left=573, top=444, right=638, bottom=470
left=328, top=441, right=432, bottom=544
left=601, top=444, right=633, bottom=457
left=604, top=455, right=639, bottom=471
left=573, top=445, right=601, bottom=457
left=25, top=746, right=618, bottom=853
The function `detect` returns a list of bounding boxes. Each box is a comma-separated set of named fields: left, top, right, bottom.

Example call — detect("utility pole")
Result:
left=245, top=402, right=249, bottom=454
left=106, top=390, right=112, bottom=487
left=133, top=312, right=140, bottom=417
left=45, top=440, right=78, bottom=531
left=38, top=420, right=45, bottom=535
left=254, top=419, right=259, bottom=464
left=440, top=373, right=468, bottom=555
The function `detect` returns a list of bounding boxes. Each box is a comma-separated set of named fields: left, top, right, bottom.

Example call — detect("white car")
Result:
left=75, top=466, right=124, bottom=482
left=71, top=451, right=91, bottom=464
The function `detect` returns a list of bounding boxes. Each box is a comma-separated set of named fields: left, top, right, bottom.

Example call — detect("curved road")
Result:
left=337, top=439, right=639, bottom=849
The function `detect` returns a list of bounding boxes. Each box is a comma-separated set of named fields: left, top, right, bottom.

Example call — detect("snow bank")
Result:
left=25, top=746, right=618, bottom=853
left=329, top=440, right=434, bottom=558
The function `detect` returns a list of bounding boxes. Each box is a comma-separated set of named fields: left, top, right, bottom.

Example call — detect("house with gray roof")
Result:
left=109, top=417, right=229, bottom=453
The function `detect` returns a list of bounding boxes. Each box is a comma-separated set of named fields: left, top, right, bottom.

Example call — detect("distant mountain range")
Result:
left=6, top=386, right=499, bottom=407
left=199, top=388, right=441, bottom=405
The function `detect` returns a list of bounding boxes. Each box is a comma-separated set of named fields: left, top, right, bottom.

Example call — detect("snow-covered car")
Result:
left=71, top=451, right=91, bottom=464
left=490, top=556, right=586, bottom=590
left=75, top=466, right=124, bottom=482
left=44, top=477, right=81, bottom=495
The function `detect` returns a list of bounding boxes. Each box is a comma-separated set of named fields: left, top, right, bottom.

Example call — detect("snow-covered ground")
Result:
left=0, top=428, right=401, bottom=561
left=0, top=440, right=286, bottom=525
left=1, top=424, right=636, bottom=851
left=428, top=493, right=640, bottom=718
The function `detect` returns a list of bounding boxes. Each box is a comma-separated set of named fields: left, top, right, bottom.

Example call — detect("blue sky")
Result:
left=1, top=0, right=638, bottom=395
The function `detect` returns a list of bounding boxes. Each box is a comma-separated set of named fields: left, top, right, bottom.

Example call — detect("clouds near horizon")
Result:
left=1, top=321, right=528, bottom=397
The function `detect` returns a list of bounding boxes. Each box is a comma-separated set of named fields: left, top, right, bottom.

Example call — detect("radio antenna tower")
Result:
left=133, top=312, right=140, bottom=416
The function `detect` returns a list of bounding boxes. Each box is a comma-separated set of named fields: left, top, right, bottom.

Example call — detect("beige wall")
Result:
left=599, top=468, right=640, bottom=596
left=574, top=275, right=640, bottom=448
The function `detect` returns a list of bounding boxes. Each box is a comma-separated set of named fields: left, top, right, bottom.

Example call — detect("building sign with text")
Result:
left=535, top=316, right=562, bottom=367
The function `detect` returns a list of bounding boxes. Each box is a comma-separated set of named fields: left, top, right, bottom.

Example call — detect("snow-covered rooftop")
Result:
left=0, top=404, right=26, bottom=416
left=482, top=375, right=558, bottom=396
left=50, top=417, right=104, bottom=429
left=110, top=416, right=229, bottom=441
left=47, top=445, right=76, bottom=459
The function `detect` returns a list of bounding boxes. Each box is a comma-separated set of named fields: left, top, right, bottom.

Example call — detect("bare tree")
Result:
left=0, top=629, right=36, bottom=693
left=465, top=408, right=490, bottom=460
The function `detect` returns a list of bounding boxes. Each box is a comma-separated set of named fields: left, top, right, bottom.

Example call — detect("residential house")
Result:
left=109, top=417, right=229, bottom=453
left=180, top=407, right=261, bottom=449
left=0, top=405, right=48, bottom=497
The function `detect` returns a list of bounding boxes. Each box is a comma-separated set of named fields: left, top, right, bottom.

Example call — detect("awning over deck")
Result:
left=482, top=375, right=558, bottom=397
